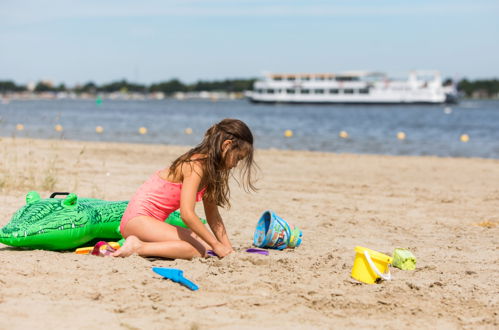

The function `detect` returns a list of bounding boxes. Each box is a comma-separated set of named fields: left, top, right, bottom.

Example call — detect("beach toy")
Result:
left=75, top=241, right=121, bottom=255
left=0, top=191, right=205, bottom=250
left=351, top=246, right=392, bottom=284
left=0, top=192, right=127, bottom=250
left=206, top=248, right=269, bottom=257
left=253, top=211, right=302, bottom=250
left=245, top=248, right=269, bottom=255
left=392, top=248, right=416, bottom=270
left=152, top=267, right=199, bottom=291
left=90, top=241, right=117, bottom=256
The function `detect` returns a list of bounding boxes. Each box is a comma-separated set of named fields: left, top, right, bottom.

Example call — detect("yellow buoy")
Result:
left=397, top=131, right=406, bottom=140
left=138, top=127, right=148, bottom=135
left=339, top=130, right=348, bottom=139
left=95, top=126, right=104, bottom=134
left=54, top=124, right=63, bottom=132
left=16, top=124, right=25, bottom=131
left=184, top=127, right=193, bottom=135
left=284, top=129, right=293, bottom=138
left=460, top=134, right=469, bottom=143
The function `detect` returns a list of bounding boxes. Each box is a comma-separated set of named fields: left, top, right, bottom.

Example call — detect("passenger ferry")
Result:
left=247, top=71, right=457, bottom=104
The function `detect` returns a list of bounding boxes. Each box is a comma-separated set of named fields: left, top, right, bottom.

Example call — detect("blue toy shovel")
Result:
left=152, top=267, right=199, bottom=291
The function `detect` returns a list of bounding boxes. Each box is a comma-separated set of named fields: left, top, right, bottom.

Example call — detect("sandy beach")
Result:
left=0, top=137, right=498, bottom=329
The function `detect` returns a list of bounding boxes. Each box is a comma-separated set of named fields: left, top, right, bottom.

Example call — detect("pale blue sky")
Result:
left=1, top=0, right=498, bottom=86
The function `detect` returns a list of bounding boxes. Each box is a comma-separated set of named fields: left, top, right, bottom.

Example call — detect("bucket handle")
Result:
left=364, top=250, right=391, bottom=281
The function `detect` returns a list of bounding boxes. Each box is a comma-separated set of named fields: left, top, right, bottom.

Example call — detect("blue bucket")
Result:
left=253, top=211, right=302, bottom=250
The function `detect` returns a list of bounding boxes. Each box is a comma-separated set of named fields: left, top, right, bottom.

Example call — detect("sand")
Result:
left=0, top=137, right=498, bottom=329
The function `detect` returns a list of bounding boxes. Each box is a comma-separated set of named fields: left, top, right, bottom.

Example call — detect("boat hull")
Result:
left=248, top=99, right=448, bottom=105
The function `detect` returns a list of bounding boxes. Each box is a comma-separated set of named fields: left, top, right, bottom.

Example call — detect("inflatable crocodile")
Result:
left=0, top=191, right=200, bottom=250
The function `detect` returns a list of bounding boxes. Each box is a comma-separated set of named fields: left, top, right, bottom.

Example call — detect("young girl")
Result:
left=112, top=118, right=256, bottom=260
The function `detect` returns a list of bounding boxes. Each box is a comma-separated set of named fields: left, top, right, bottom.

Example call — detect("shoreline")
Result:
left=1, top=137, right=498, bottom=328
left=2, top=136, right=498, bottom=162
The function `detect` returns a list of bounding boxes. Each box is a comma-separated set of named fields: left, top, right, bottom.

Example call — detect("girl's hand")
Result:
left=213, top=242, right=233, bottom=258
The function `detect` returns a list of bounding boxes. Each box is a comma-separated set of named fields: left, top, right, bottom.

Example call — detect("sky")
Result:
left=1, top=0, right=498, bottom=86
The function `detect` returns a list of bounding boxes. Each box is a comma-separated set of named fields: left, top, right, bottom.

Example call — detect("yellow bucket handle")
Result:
left=364, top=250, right=391, bottom=281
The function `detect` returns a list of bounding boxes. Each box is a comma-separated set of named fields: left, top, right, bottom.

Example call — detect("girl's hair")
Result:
left=169, top=118, right=256, bottom=208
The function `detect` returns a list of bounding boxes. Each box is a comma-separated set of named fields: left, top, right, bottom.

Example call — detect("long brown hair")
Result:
left=169, top=118, right=256, bottom=208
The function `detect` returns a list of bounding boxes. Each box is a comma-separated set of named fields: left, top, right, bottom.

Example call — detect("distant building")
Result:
left=27, top=82, right=36, bottom=92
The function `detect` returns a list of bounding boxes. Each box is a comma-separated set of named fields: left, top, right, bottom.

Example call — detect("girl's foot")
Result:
left=111, top=235, right=143, bottom=257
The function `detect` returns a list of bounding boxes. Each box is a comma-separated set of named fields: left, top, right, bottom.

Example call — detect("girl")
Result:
left=112, top=118, right=256, bottom=260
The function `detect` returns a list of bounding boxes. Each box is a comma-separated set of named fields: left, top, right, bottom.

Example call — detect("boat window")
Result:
left=314, top=89, right=324, bottom=94
left=301, top=77, right=310, bottom=81
left=267, top=89, right=275, bottom=94
left=300, top=89, right=310, bottom=94
left=286, top=89, right=296, bottom=94
left=273, top=77, right=282, bottom=81
left=256, top=89, right=263, bottom=94
left=359, top=88, right=369, bottom=94
left=344, top=89, right=354, bottom=94
left=329, top=89, right=339, bottom=94
left=287, top=77, right=295, bottom=81
left=337, top=76, right=359, bottom=82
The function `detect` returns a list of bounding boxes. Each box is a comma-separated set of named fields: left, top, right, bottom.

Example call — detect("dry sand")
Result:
left=0, top=137, right=498, bottom=329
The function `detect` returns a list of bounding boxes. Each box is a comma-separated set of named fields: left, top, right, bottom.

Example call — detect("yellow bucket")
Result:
left=351, top=246, right=393, bottom=284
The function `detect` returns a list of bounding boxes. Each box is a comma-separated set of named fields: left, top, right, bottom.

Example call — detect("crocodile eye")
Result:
left=62, top=193, right=78, bottom=208
left=26, top=191, right=41, bottom=204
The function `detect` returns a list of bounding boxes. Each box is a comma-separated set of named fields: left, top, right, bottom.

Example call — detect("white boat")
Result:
left=247, top=70, right=457, bottom=104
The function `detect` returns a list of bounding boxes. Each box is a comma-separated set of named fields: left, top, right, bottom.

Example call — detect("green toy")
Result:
left=392, top=248, right=416, bottom=270
left=0, top=191, right=206, bottom=250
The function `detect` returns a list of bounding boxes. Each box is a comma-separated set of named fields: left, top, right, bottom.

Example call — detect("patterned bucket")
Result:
left=253, top=210, right=302, bottom=250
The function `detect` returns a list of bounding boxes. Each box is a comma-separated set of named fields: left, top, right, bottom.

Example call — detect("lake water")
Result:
left=1, top=98, right=498, bottom=159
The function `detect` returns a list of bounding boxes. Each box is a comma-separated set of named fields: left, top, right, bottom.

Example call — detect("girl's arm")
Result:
left=179, top=162, right=232, bottom=257
left=203, top=199, right=233, bottom=250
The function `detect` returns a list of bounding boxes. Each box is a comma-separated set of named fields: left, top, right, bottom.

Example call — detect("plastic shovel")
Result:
left=206, top=248, right=269, bottom=257
left=245, top=248, right=269, bottom=255
left=152, top=267, right=199, bottom=291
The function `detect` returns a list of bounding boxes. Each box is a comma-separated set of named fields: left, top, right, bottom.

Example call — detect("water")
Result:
left=1, top=98, right=498, bottom=159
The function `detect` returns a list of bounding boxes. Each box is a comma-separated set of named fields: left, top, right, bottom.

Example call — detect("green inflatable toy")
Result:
left=0, top=191, right=206, bottom=250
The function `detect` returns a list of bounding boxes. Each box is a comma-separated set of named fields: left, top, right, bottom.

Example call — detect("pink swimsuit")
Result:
left=120, top=170, right=206, bottom=233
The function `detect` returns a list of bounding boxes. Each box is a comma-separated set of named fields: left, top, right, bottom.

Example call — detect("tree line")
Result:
left=456, top=79, right=499, bottom=98
left=1, top=78, right=498, bottom=98
left=0, top=78, right=256, bottom=95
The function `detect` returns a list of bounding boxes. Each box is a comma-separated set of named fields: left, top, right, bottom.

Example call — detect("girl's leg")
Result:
left=123, top=215, right=210, bottom=248
left=114, top=235, right=203, bottom=259
left=114, top=216, right=209, bottom=259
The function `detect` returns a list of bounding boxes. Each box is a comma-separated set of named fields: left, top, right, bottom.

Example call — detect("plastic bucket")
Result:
left=351, top=246, right=392, bottom=284
left=253, top=211, right=302, bottom=250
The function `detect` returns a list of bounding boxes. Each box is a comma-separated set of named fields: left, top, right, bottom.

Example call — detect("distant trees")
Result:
left=150, top=79, right=186, bottom=94
left=457, top=79, right=499, bottom=98
left=1, top=77, right=496, bottom=98
left=0, top=78, right=257, bottom=95
left=149, top=78, right=256, bottom=95
left=0, top=80, right=26, bottom=92
left=74, top=82, right=98, bottom=94
left=99, top=80, right=147, bottom=93
left=34, top=81, right=55, bottom=92
left=189, top=79, right=256, bottom=92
